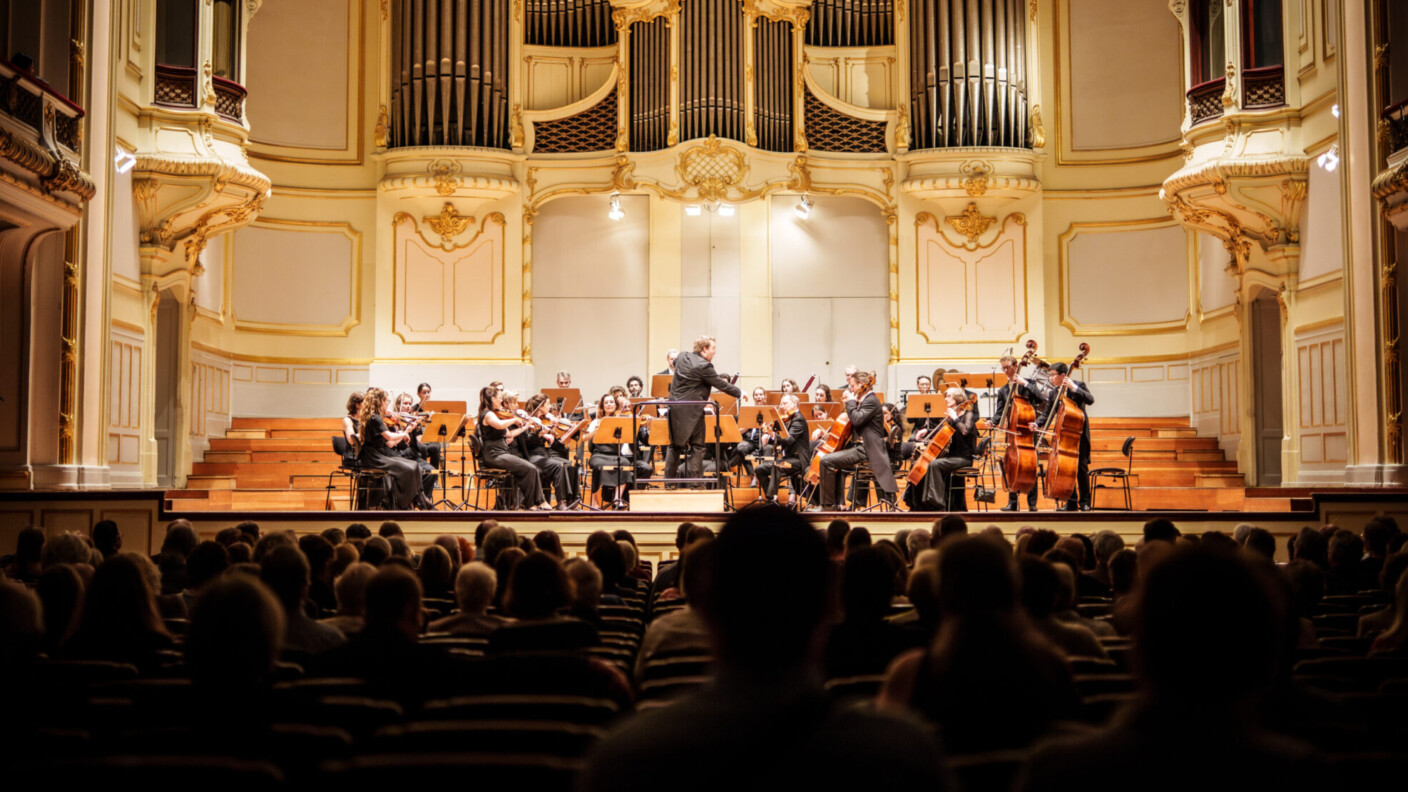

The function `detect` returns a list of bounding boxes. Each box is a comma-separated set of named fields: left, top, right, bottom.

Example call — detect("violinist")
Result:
left=556, top=371, right=573, bottom=389
left=410, top=381, right=445, bottom=470
left=813, top=368, right=897, bottom=510
left=358, top=387, right=428, bottom=510
left=997, top=355, right=1048, bottom=512
left=477, top=386, right=550, bottom=510
left=728, top=386, right=771, bottom=476
left=392, top=392, right=439, bottom=498
left=626, top=376, right=645, bottom=398
left=587, top=393, right=647, bottom=507
left=411, top=382, right=432, bottom=412
left=907, top=387, right=978, bottom=512
left=1039, top=362, right=1095, bottom=511
left=813, top=383, right=832, bottom=405
left=909, top=375, right=943, bottom=441
left=755, top=394, right=811, bottom=504
left=342, top=391, right=364, bottom=466
left=810, top=402, right=830, bottom=445
left=514, top=393, right=572, bottom=510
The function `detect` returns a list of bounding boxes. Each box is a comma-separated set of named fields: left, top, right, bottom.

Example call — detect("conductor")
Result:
left=666, top=335, right=743, bottom=485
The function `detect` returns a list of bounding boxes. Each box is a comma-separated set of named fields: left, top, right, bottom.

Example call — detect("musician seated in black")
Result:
left=587, top=394, right=651, bottom=507
left=1039, top=362, right=1095, bottom=511
left=813, top=368, right=898, bottom=510
left=409, top=382, right=445, bottom=469
left=883, top=402, right=914, bottom=466
left=908, top=375, right=945, bottom=442
left=393, top=391, right=440, bottom=498
left=996, top=354, right=1048, bottom=512
left=755, top=394, right=811, bottom=504
left=626, top=376, right=645, bottom=398
left=905, top=387, right=978, bottom=512
left=477, top=386, right=550, bottom=511
left=358, top=387, right=429, bottom=510
left=341, top=391, right=364, bottom=466
left=728, top=386, right=771, bottom=476
left=523, top=393, right=577, bottom=508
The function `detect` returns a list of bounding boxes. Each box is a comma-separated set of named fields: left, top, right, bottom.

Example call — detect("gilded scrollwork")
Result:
left=943, top=203, right=998, bottom=248
left=374, top=105, right=389, bottom=148
left=424, top=202, right=475, bottom=247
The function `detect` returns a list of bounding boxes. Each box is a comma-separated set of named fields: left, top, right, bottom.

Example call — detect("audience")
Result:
left=320, top=562, right=376, bottom=636
left=428, top=562, right=507, bottom=636
left=260, top=545, right=346, bottom=656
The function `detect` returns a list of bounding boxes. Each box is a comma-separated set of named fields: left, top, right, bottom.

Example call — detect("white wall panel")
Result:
left=1198, top=232, right=1236, bottom=315
left=770, top=196, right=888, bottom=298
left=246, top=0, right=350, bottom=149
left=1299, top=162, right=1344, bottom=283
left=232, top=224, right=356, bottom=329
left=1067, top=224, right=1187, bottom=327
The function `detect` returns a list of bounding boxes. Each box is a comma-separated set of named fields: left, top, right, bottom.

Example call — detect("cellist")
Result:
left=906, top=387, right=978, bottom=512
left=1038, top=362, right=1095, bottom=511
left=997, top=354, right=1049, bottom=512
left=810, top=368, right=897, bottom=510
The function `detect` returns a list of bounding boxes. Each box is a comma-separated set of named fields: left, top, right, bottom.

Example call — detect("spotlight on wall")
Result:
left=1332, top=103, right=1341, bottom=119
left=685, top=204, right=703, bottom=216
left=1318, top=145, right=1340, bottom=172
left=113, top=147, right=137, bottom=174
left=717, top=204, right=735, bottom=217
left=608, top=192, right=625, bottom=221
left=794, top=195, right=814, bottom=219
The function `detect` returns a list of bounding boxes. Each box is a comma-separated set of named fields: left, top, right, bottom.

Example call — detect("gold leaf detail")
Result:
left=944, top=203, right=997, bottom=246
left=425, top=202, right=474, bottom=246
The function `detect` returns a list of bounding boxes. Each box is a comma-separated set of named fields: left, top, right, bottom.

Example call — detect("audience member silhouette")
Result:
left=260, top=545, right=345, bottom=656
left=60, top=552, right=174, bottom=668
left=429, top=562, right=509, bottom=636
left=583, top=506, right=952, bottom=792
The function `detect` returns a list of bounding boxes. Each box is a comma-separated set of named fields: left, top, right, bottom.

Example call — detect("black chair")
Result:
left=1089, top=436, right=1136, bottom=510
left=326, top=435, right=388, bottom=511
left=467, top=434, right=519, bottom=510
left=947, top=437, right=993, bottom=512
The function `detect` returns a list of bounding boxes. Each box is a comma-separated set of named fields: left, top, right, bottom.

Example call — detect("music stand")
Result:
left=591, top=417, right=638, bottom=510
left=738, top=406, right=783, bottom=435
left=713, top=392, right=740, bottom=416
left=422, top=412, right=463, bottom=510
left=543, top=388, right=583, bottom=417
left=448, top=414, right=477, bottom=510
left=419, top=399, right=467, bottom=415
left=629, top=397, right=661, bottom=417
left=806, top=419, right=834, bottom=439
left=702, top=413, right=742, bottom=504
left=650, top=374, right=673, bottom=399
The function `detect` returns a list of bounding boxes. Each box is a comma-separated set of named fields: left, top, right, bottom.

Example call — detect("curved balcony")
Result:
left=1187, top=77, right=1225, bottom=127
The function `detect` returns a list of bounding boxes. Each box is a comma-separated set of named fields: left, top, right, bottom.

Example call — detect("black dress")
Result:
left=479, top=413, right=544, bottom=508
left=360, top=414, right=424, bottom=510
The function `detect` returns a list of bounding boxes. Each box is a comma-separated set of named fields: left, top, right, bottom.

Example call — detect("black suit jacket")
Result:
left=781, top=411, right=812, bottom=472
left=845, top=390, right=897, bottom=492
left=1039, top=380, right=1094, bottom=444
left=667, top=351, right=742, bottom=446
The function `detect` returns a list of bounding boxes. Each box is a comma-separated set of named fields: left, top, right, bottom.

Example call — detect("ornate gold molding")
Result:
left=943, top=203, right=997, bottom=247
left=424, top=202, right=474, bottom=247
left=1028, top=105, right=1046, bottom=149
left=613, top=0, right=682, bottom=30
left=0, top=124, right=95, bottom=202
left=374, top=104, right=389, bottom=148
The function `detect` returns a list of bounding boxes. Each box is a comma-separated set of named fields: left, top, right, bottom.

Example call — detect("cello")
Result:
left=906, top=391, right=974, bottom=486
left=1040, top=343, right=1090, bottom=505
left=999, top=340, right=1041, bottom=495
left=803, top=380, right=870, bottom=486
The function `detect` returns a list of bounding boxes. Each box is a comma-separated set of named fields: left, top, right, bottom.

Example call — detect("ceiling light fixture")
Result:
left=794, top=195, right=814, bottom=219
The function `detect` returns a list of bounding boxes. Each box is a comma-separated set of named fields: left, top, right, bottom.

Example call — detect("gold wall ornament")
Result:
left=202, top=60, right=215, bottom=107
left=613, top=0, right=682, bottom=30
left=1028, top=105, right=1046, bottom=148
left=1030, top=0, right=1038, bottom=20
left=424, top=202, right=474, bottom=247
left=1375, top=43, right=1389, bottom=72
left=1221, top=62, right=1236, bottom=108
left=511, top=104, right=525, bottom=148
left=960, top=161, right=991, bottom=197
left=374, top=105, right=389, bottom=148
left=1167, top=0, right=1185, bottom=16
left=381, top=0, right=389, bottom=20
left=944, top=203, right=998, bottom=247
left=894, top=104, right=910, bottom=149
left=429, top=160, right=461, bottom=196
left=677, top=135, right=749, bottom=202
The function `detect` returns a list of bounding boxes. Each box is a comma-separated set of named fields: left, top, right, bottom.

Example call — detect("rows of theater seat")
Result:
left=2, top=512, right=1407, bottom=789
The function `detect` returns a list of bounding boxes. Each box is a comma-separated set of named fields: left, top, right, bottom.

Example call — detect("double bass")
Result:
left=1041, top=343, right=1090, bottom=504
left=999, top=340, right=1041, bottom=495
left=804, top=381, right=870, bottom=486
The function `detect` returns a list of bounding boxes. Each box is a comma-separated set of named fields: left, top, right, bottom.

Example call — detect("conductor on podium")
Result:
left=666, top=335, right=742, bottom=484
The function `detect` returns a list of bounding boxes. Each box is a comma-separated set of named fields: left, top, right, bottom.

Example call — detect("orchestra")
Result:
left=332, top=336, right=1096, bottom=513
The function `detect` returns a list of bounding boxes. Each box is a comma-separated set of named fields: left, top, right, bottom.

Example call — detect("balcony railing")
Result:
left=212, top=75, right=247, bottom=123
left=154, top=63, right=199, bottom=108
left=0, top=58, right=84, bottom=153
left=1187, top=78, right=1225, bottom=126
left=1242, top=65, right=1285, bottom=110
left=1384, top=98, right=1408, bottom=159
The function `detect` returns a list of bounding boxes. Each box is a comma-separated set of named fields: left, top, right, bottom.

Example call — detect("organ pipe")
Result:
left=806, top=0, right=895, bottom=48
left=523, top=0, right=616, bottom=47
left=909, top=0, right=1028, bottom=149
left=390, top=0, right=511, bottom=148
left=754, top=18, right=792, bottom=153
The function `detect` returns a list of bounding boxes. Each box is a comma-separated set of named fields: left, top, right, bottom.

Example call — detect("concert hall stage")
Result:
left=4, top=488, right=1406, bottom=564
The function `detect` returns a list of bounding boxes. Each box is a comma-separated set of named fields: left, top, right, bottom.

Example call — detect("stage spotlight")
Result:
left=1317, top=145, right=1339, bottom=172
left=794, top=195, right=813, bottom=219
left=685, top=204, right=702, bottom=216
left=608, top=193, right=624, bottom=221
left=113, top=147, right=137, bottom=174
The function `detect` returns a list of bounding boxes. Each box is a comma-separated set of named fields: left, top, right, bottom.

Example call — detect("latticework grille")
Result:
left=524, top=0, right=617, bottom=47
left=1388, top=110, right=1408, bottom=159
left=804, top=89, right=886, bottom=153
left=806, top=0, right=894, bottom=46
left=1187, top=80, right=1224, bottom=126
left=532, top=88, right=618, bottom=153
left=1242, top=66, right=1285, bottom=110
left=53, top=112, right=79, bottom=151
left=213, top=80, right=246, bottom=122
left=4, top=83, right=43, bottom=129
left=154, top=66, right=197, bottom=108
